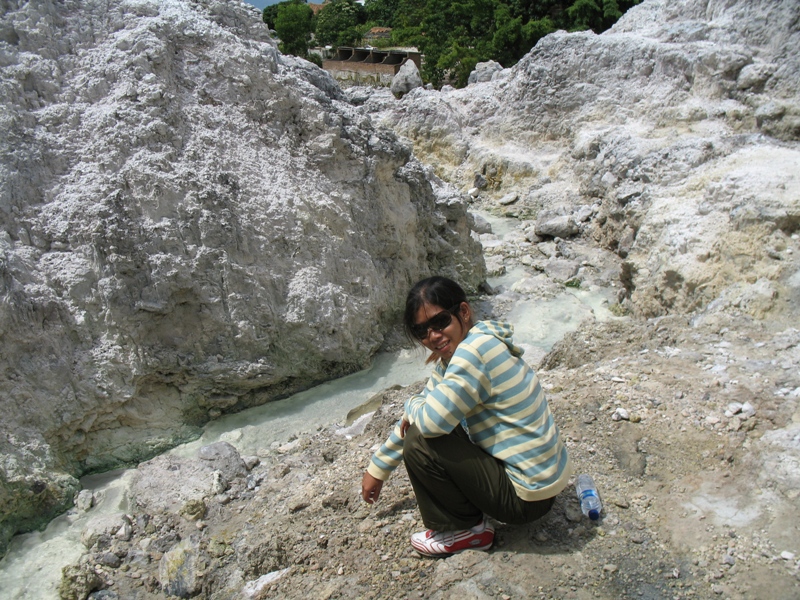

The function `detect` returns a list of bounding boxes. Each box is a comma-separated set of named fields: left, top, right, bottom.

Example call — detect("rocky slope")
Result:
left=0, top=0, right=484, bottom=553
left=5, top=0, right=800, bottom=597
left=60, top=240, right=800, bottom=598
left=361, top=0, right=800, bottom=319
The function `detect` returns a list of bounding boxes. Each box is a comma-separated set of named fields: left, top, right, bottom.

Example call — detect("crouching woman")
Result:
left=360, top=276, right=571, bottom=557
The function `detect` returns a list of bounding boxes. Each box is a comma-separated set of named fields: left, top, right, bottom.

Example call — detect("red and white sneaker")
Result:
left=410, top=520, right=495, bottom=557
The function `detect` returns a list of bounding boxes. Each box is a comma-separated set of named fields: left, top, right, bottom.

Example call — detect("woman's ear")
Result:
left=459, top=302, right=471, bottom=323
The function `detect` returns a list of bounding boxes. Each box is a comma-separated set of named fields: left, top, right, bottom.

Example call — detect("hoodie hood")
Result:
left=472, top=320, right=524, bottom=358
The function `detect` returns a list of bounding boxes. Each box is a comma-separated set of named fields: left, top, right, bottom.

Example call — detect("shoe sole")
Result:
left=410, top=540, right=494, bottom=557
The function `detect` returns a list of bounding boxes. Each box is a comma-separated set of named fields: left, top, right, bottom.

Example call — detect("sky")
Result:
left=244, top=0, right=282, bottom=9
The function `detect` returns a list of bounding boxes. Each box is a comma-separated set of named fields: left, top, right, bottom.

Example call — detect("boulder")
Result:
left=391, top=60, right=423, bottom=98
left=0, top=0, right=485, bottom=553
left=535, top=215, right=581, bottom=239
left=468, top=60, right=503, bottom=85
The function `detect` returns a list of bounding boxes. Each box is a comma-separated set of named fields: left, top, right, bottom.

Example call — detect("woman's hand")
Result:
left=400, top=418, right=411, bottom=437
left=361, top=472, right=384, bottom=504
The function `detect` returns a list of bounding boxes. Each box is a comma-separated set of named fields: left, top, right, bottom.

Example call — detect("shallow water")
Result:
left=0, top=214, right=618, bottom=599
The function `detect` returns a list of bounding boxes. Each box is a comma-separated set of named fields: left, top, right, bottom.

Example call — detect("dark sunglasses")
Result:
left=410, top=304, right=462, bottom=340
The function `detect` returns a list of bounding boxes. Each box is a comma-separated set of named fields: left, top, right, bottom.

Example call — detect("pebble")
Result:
left=630, top=533, right=647, bottom=544
left=612, top=408, right=630, bottom=421
left=780, top=551, right=796, bottom=561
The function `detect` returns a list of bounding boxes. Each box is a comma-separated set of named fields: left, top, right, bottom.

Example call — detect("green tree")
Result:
left=275, top=0, right=315, bottom=57
left=364, top=0, right=401, bottom=27
left=315, top=0, right=367, bottom=47
left=262, top=4, right=280, bottom=30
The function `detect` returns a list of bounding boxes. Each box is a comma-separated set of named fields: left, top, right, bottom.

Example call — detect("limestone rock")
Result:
left=391, top=60, right=423, bottom=98
left=362, top=0, right=800, bottom=321
left=468, top=60, right=503, bottom=85
left=535, top=215, right=580, bottom=239
left=0, top=0, right=484, bottom=551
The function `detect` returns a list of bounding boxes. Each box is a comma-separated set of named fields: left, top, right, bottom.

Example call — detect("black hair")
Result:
left=403, top=276, right=468, bottom=342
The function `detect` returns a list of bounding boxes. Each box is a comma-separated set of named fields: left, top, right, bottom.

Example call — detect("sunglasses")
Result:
left=410, top=304, right=462, bottom=340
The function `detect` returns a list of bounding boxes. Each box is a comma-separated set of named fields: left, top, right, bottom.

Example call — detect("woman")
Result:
left=361, top=276, right=571, bottom=557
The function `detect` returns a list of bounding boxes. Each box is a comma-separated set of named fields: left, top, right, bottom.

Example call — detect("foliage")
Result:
left=311, top=0, right=640, bottom=86
left=364, top=0, right=402, bottom=27
left=315, top=0, right=367, bottom=47
left=275, top=0, right=315, bottom=57
left=262, top=4, right=280, bottom=30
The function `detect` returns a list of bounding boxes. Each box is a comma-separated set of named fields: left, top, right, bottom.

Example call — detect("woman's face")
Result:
left=413, top=301, right=471, bottom=362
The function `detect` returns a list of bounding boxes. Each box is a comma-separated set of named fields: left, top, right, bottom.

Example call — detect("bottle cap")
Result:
left=588, top=509, right=600, bottom=520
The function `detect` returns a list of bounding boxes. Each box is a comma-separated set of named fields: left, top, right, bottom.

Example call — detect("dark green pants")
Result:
left=404, top=424, right=555, bottom=531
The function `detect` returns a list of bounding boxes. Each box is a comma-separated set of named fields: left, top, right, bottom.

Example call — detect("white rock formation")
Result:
left=390, top=59, right=423, bottom=98
left=0, top=0, right=484, bottom=551
left=364, top=0, right=800, bottom=319
left=467, top=60, right=503, bottom=85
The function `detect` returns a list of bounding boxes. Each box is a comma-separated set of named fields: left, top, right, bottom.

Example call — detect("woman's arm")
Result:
left=405, top=337, right=491, bottom=436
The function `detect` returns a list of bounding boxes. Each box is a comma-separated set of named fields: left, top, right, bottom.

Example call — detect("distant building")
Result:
left=322, top=47, right=422, bottom=87
left=308, top=2, right=326, bottom=15
left=363, top=27, right=392, bottom=45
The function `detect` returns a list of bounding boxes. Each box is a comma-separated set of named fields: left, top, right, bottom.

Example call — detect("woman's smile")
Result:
left=414, top=302, right=470, bottom=361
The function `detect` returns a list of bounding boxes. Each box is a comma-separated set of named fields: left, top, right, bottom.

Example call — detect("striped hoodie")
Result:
left=367, top=320, right=572, bottom=501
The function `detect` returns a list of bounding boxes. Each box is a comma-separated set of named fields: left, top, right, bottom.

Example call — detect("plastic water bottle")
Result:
left=575, top=474, right=602, bottom=520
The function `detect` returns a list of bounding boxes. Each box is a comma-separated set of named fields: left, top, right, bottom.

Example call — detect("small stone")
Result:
left=564, top=504, right=583, bottom=523
left=603, top=564, right=618, bottom=573
left=288, top=500, right=310, bottom=513
left=722, top=554, right=735, bottom=566
left=357, top=518, right=377, bottom=533
left=75, top=490, right=94, bottom=512
left=741, top=402, right=756, bottom=418
left=498, top=192, right=518, bottom=205
left=726, top=402, right=743, bottom=415
left=780, top=551, right=796, bottom=561
left=612, top=408, right=630, bottom=421
left=96, top=552, right=121, bottom=568
left=242, top=456, right=260, bottom=470
left=115, top=521, right=132, bottom=541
